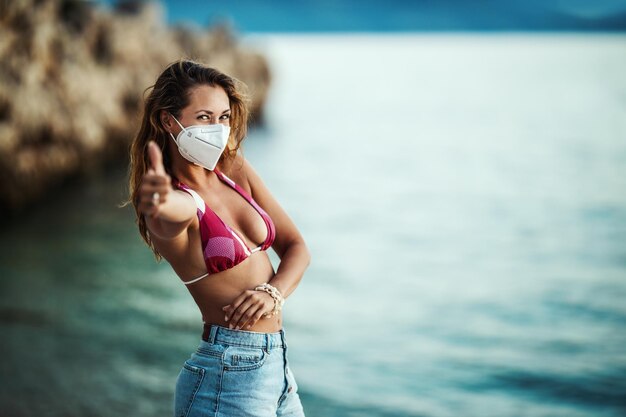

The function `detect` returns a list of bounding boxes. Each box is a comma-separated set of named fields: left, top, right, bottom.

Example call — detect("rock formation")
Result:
left=0, top=0, right=271, bottom=214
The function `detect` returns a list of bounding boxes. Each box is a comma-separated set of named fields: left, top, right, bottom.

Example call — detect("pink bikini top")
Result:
left=174, top=169, right=276, bottom=285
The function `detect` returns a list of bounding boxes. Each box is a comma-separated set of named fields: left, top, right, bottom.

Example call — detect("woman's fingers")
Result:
left=148, top=141, right=166, bottom=175
left=138, top=147, right=172, bottom=218
left=143, top=171, right=170, bottom=185
left=224, top=291, right=274, bottom=330
left=138, top=190, right=167, bottom=217
left=141, top=175, right=171, bottom=202
left=244, top=308, right=267, bottom=330
left=139, top=185, right=170, bottom=202
left=223, top=290, right=251, bottom=320
left=228, top=295, right=256, bottom=329
left=232, top=304, right=256, bottom=330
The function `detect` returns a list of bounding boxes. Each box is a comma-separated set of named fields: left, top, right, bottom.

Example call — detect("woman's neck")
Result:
left=171, top=158, right=218, bottom=190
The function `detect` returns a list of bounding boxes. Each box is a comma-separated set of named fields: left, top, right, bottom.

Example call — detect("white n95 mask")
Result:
left=169, top=114, right=230, bottom=171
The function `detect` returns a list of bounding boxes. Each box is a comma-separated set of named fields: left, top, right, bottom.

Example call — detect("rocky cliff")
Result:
left=0, top=0, right=271, bottom=214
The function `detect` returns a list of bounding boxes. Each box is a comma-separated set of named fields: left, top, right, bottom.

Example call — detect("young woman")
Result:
left=129, top=59, right=309, bottom=416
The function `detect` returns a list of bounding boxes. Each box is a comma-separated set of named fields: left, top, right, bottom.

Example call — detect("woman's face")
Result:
left=171, top=84, right=231, bottom=134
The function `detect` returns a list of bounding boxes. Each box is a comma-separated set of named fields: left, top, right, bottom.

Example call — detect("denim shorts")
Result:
left=174, top=324, right=305, bottom=417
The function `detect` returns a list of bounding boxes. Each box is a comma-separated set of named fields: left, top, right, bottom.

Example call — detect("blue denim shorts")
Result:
left=174, top=324, right=305, bottom=417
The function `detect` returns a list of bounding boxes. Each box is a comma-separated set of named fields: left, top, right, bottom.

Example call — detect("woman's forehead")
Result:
left=186, top=84, right=230, bottom=109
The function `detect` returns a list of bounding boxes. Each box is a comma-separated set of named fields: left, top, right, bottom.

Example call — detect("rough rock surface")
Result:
left=0, top=0, right=271, bottom=213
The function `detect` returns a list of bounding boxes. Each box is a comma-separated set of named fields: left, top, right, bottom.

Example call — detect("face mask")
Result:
left=169, top=114, right=231, bottom=171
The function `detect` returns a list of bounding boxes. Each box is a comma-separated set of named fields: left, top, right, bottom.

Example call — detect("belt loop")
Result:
left=280, top=329, right=286, bottom=348
left=208, top=324, right=218, bottom=344
left=264, top=333, right=270, bottom=354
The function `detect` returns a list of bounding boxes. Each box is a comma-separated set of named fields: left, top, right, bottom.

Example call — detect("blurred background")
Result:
left=1, top=1, right=626, bottom=416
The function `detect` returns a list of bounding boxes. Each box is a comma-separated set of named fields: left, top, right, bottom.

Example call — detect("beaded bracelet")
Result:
left=254, top=282, right=285, bottom=318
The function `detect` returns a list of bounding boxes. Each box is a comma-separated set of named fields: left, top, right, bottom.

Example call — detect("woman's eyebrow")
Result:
left=195, top=109, right=231, bottom=114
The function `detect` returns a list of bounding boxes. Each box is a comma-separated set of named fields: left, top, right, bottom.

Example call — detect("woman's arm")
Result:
left=139, top=141, right=197, bottom=240
left=223, top=156, right=311, bottom=330
left=245, top=159, right=311, bottom=298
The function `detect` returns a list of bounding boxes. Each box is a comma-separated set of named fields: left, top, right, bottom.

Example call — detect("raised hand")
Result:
left=138, top=141, right=172, bottom=218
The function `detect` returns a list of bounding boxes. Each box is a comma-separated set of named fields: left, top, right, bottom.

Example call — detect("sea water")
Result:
left=1, top=34, right=625, bottom=417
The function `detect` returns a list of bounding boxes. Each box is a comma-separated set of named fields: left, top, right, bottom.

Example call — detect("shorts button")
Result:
left=288, top=386, right=293, bottom=393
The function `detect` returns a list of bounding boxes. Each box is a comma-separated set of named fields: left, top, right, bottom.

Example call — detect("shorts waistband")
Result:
left=202, top=323, right=286, bottom=350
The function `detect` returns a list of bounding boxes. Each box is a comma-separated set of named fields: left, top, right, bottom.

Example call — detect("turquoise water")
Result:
left=1, top=34, right=626, bottom=416
left=97, top=0, right=626, bottom=32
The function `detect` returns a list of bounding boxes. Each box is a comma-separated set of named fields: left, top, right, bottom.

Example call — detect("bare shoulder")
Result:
left=219, top=153, right=259, bottom=193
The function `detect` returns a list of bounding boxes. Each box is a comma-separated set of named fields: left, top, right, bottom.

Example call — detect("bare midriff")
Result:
left=184, top=252, right=283, bottom=333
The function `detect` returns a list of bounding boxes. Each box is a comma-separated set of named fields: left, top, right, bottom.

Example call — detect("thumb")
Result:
left=148, top=141, right=165, bottom=175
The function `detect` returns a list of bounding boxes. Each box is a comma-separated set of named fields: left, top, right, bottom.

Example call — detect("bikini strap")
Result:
left=174, top=181, right=206, bottom=215
left=214, top=169, right=258, bottom=209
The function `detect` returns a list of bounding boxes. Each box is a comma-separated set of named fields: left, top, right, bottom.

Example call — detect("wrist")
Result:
left=254, top=282, right=285, bottom=318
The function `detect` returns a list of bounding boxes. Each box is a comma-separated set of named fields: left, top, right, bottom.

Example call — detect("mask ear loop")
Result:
left=168, top=113, right=186, bottom=144
left=168, top=113, right=205, bottom=167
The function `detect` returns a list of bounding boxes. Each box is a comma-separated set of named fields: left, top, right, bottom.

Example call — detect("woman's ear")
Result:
left=160, top=110, right=172, bottom=132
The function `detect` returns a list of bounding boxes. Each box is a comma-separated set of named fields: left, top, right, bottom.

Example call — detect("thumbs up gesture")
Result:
left=139, top=141, right=172, bottom=218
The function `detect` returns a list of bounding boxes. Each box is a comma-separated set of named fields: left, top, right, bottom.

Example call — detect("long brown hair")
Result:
left=128, top=59, right=250, bottom=259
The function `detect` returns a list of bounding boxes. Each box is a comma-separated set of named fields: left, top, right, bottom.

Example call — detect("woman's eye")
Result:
left=198, top=115, right=210, bottom=121
left=219, top=114, right=231, bottom=120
